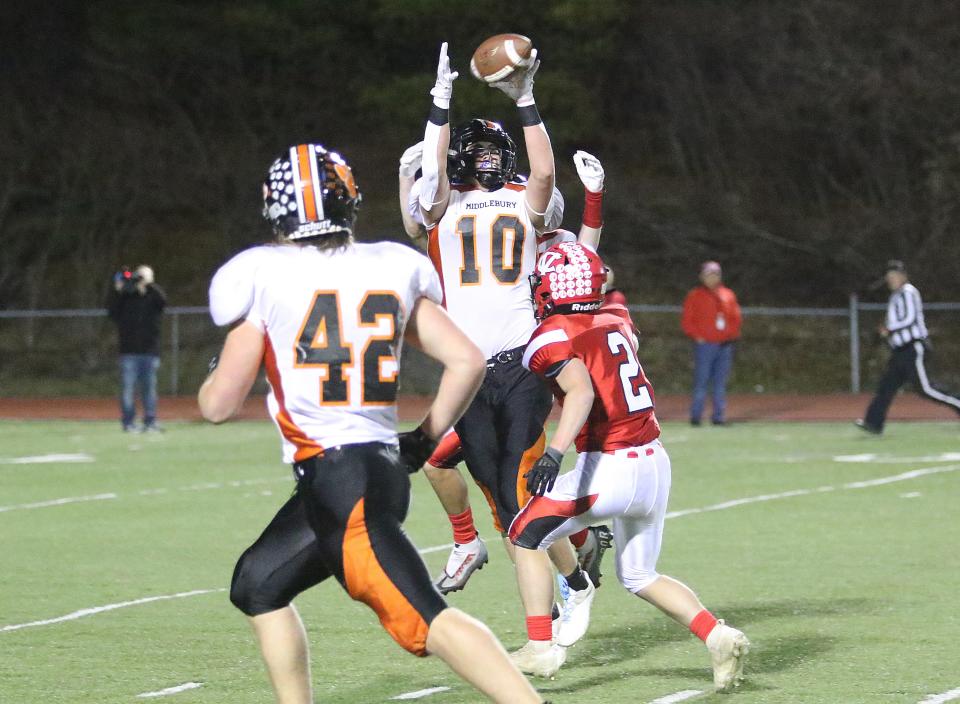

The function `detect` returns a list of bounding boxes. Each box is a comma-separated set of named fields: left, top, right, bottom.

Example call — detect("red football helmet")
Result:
left=529, top=242, right=607, bottom=320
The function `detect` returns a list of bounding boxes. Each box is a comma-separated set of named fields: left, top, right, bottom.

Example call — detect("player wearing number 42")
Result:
left=198, top=143, right=549, bottom=703
left=510, top=242, right=751, bottom=690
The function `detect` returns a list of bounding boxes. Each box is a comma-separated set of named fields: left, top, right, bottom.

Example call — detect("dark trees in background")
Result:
left=2, top=0, right=958, bottom=310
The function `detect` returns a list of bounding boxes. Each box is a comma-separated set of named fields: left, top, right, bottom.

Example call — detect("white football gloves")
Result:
left=430, top=41, right=459, bottom=107
left=574, top=150, right=604, bottom=193
left=491, top=49, right=539, bottom=106
left=399, top=142, right=424, bottom=178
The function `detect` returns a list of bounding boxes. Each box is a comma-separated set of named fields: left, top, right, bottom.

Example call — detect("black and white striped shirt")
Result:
left=886, top=283, right=928, bottom=349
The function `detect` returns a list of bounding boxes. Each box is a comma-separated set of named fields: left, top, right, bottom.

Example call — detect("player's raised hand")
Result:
left=430, top=41, right=459, bottom=103
left=574, top=150, right=604, bottom=193
left=399, top=141, right=424, bottom=178
left=491, top=49, right=539, bottom=106
left=524, top=446, right=563, bottom=496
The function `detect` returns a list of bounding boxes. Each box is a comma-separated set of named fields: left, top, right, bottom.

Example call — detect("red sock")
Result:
left=689, top=609, right=718, bottom=642
left=526, top=615, right=553, bottom=642
left=449, top=508, right=477, bottom=545
left=569, top=529, right=588, bottom=548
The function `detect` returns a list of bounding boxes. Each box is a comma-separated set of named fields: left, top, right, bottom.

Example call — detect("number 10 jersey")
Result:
left=415, top=181, right=563, bottom=359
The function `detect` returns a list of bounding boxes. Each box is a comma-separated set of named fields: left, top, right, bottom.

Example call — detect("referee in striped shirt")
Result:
left=857, top=260, right=960, bottom=434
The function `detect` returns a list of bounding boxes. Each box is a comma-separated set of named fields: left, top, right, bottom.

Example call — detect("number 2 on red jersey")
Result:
left=606, top=330, right=653, bottom=412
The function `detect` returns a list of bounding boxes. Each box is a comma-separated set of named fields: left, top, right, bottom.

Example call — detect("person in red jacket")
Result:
left=681, top=261, right=742, bottom=426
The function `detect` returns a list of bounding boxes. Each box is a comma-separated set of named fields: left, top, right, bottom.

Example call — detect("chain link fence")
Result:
left=1, top=299, right=957, bottom=398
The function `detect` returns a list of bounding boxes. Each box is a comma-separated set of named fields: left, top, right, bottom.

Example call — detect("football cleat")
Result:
left=434, top=536, right=488, bottom=594
left=509, top=640, right=567, bottom=678
left=705, top=620, right=750, bottom=692
left=555, top=574, right=596, bottom=647
left=576, top=525, right=613, bottom=588
left=854, top=419, right=882, bottom=435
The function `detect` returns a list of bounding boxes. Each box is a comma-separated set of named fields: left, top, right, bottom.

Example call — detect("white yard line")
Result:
left=137, top=682, right=203, bottom=698
left=920, top=688, right=960, bottom=704
left=417, top=543, right=454, bottom=555
left=843, top=465, right=959, bottom=489
left=665, top=464, right=960, bottom=521
left=391, top=686, right=452, bottom=700
left=834, top=452, right=960, bottom=464
left=0, top=589, right=225, bottom=633
left=0, top=493, right=117, bottom=513
left=648, top=690, right=704, bottom=704
left=0, top=477, right=289, bottom=515
left=0, top=453, right=94, bottom=464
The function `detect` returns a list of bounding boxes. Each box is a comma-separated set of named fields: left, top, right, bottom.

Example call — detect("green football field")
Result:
left=2, top=419, right=959, bottom=704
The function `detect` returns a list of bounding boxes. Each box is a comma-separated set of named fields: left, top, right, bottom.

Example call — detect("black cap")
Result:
left=884, top=259, right=906, bottom=274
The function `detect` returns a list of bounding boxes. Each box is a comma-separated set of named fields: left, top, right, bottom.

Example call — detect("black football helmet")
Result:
left=448, top=119, right=517, bottom=190
left=262, top=144, right=362, bottom=240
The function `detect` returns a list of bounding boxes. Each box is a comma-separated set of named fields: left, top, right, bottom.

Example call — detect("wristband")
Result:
left=428, top=102, right=449, bottom=126
left=582, top=188, right=603, bottom=228
left=543, top=446, right=564, bottom=465
left=517, top=104, right=542, bottom=127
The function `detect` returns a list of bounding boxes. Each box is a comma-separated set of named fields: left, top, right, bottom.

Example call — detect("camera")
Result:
left=114, top=266, right=144, bottom=294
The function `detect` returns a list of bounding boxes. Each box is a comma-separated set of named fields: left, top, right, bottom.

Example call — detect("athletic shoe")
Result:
left=555, top=574, right=596, bottom=647
left=509, top=640, right=567, bottom=678
left=576, top=525, right=613, bottom=588
left=434, top=536, right=488, bottom=594
left=705, top=620, right=750, bottom=692
left=143, top=423, right=164, bottom=433
left=854, top=419, right=882, bottom=435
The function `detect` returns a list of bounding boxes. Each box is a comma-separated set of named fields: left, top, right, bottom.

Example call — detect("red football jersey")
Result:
left=522, top=304, right=660, bottom=452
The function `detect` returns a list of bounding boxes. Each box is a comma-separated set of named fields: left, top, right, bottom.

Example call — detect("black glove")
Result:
left=525, top=447, right=564, bottom=496
left=397, top=426, right=438, bottom=474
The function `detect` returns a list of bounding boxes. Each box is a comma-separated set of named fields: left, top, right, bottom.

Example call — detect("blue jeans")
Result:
left=690, top=342, right=735, bottom=423
left=119, top=354, right=160, bottom=428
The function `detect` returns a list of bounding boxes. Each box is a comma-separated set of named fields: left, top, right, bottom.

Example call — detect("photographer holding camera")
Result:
left=106, top=264, right=167, bottom=432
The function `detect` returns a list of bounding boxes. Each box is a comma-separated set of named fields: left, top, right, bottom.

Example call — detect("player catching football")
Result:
left=399, top=139, right=612, bottom=594
left=409, top=42, right=605, bottom=655
left=198, top=143, right=549, bottom=704
left=507, top=241, right=751, bottom=688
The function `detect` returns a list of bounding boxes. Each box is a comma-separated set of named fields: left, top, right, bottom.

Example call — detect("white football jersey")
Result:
left=209, top=242, right=442, bottom=463
left=409, top=180, right=563, bottom=358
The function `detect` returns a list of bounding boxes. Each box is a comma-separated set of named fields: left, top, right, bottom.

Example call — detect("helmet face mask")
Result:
left=262, top=144, right=362, bottom=241
left=448, top=119, right=517, bottom=190
left=530, top=243, right=608, bottom=321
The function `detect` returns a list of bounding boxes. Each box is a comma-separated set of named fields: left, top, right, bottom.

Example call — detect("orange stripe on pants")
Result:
left=515, top=430, right=546, bottom=512
left=342, top=498, right=430, bottom=655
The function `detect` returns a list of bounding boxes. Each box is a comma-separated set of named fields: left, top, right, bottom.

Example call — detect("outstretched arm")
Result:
left=418, top=42, right=457, bottom=227
left=491, top=53, right=555, bottom=228
left=573, top=150, right=604, bottom=250
left=398, top=141, right=427, bottom=250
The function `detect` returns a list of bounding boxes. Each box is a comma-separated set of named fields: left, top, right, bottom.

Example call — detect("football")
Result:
left=470, top=33, right=533, bottom=83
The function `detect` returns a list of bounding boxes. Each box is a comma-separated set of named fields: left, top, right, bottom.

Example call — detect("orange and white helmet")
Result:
left=263, top=143, right=361, bottom=240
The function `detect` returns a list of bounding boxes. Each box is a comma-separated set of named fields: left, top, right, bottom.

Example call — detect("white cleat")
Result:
left=509, top=640, right=567, bottom=678
left=434, top=536, right=488, bottom=594
left=555, top=574, right=596, bottom=647
left=706, top=620, right=750, bottom=692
